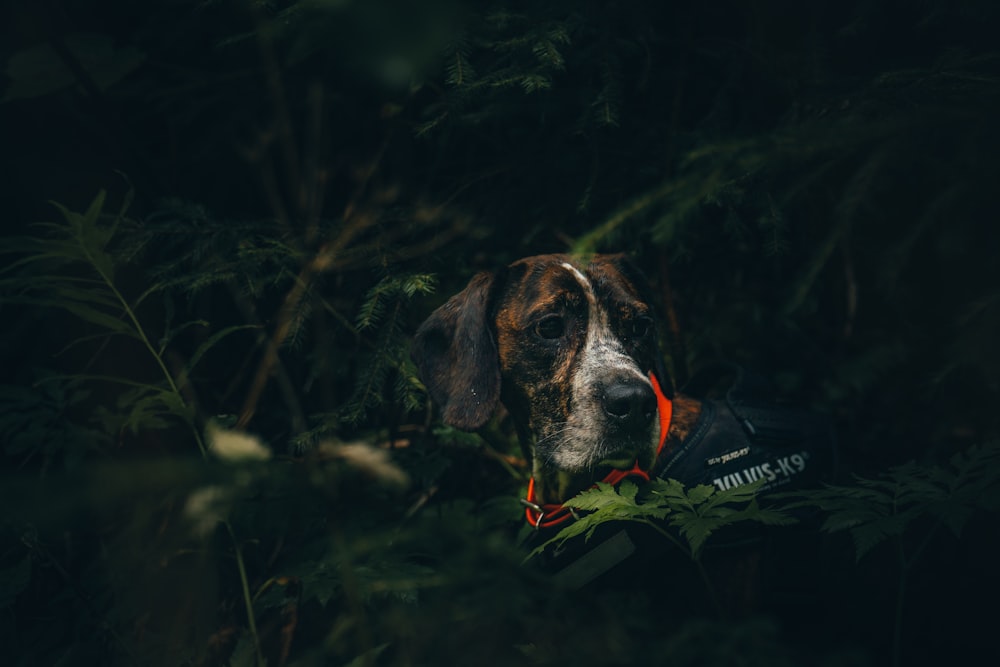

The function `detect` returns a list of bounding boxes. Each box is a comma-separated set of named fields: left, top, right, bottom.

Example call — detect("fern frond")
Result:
left=531, top=476, right=792, bottom=561
left=785, top=442, right=1000, bottom=562
left=652, top=478, right=795, bottom=558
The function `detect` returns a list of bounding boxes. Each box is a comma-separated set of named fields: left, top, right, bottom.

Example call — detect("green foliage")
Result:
left=528, top=480, right=662, bottom=557
left=783, top=442, right=1000, bottom=667
left=0, top=180, right=461, bottom=664
left=0, top=183, right=442, bottom=456
left=2, top=32, right=144, bottom=103
left=417, top=10, right=607, bottom=135
left=0, top=377, right=111, bottom=469
left=1, top=1, right=999, bottom=665
left=531, top=478, right=794, bottom=561
left=649, top=478, right=796, bottom=557
left=786, top=441, right=1000, bottom=563
left=0, top=191, right=206, bottom=455
left=341, top=273, right=436, bottom=424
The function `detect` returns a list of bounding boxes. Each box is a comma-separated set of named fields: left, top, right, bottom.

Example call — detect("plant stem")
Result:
left=694, top=558, right=726, bottom=620
left=892, top=539, right=907, bottom=667
left=80, top=231, right=207, bottom=458
left=641, top=519, right=725, bottom=618
left=227, top=521, right=265, bottom=667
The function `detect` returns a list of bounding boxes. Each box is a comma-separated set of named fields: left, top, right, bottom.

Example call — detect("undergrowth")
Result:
left=1, top=190, right=995, bottom=666
left=1, top=1, right=999, bottom=665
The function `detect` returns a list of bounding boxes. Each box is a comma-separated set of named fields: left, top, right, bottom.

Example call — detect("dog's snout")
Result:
left=603, top=380, right=656, bottom=431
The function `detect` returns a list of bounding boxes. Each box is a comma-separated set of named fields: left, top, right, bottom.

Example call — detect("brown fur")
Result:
left=412, top=254, right=700, bottom=505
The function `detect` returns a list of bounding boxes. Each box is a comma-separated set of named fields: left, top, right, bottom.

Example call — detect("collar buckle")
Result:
left=519, top=498, right=544, bottom=514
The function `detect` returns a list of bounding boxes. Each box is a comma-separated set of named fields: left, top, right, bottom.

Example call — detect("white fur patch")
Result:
left=561, top=261, right=593, bottom=295
left=548, top=261, right=656, bottom=471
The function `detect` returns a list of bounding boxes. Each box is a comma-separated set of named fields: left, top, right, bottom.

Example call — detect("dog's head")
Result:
left=411, top=253, right=670, bottom=502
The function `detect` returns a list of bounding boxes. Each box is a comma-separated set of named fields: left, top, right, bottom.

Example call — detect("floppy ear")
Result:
left=411, top=271, right=502, bottom=430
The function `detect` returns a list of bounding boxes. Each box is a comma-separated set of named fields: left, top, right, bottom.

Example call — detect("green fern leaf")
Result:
left=529, top=481, right=669, bottom=558
left=850, top=524, right=892, bottom=562
left=563, top=481, right=639, bottom=511
left=186, top=324, right=262, bottom=374
left=54, top=299, right=138, bottom=336
left=787, top=442, right=1000, bottom=562
left=532, top=477, right=791, bottom=561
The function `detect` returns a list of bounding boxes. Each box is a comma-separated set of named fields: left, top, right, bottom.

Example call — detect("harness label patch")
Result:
left=711, top=450, right=811, bottom=492
left=705, top=446, right=750, bottom=467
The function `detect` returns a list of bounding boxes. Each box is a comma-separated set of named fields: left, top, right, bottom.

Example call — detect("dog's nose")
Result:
left=603, top=380, right=656, bottom=431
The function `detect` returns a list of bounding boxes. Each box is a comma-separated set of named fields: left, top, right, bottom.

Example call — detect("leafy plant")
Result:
left=0, top=190, right=209, bottom=456
left=532, top=478, right=792, bottom=560
left=530, top=477, right=794, bottom=614
left=0, top=186, right=477, bottom=666
left=341, top=272, right=437, bottom=424
left=0, top=376, right=111, bottom=469
left=787, top=442, right=1000, bottom=563
left=2, top=1, right=999, bottom=665
left=783, top=442, right=1000, bottom=667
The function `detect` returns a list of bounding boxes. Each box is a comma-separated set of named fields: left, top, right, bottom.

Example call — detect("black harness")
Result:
left=656, top=364, right=837, bottom=493
left=527, top=364, right=838, bottom=588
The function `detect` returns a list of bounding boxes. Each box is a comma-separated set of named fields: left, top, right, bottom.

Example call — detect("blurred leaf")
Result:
left=2, top=33, right=145, bottom=103
left=185, top=323, right=261, bottom=373
left=785, top=442, right=1000, bottom=562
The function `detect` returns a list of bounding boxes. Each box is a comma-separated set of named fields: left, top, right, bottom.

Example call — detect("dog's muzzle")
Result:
left=593, top=377, right=659, bottom=469
left=523, top=372, right=673, bottom=529
left=602, top=378, right=657, bottom=434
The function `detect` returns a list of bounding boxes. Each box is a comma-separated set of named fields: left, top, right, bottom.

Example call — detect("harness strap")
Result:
left=687, top=362, right=827, bottom=443
left=523, top=372, right=673, bottom=529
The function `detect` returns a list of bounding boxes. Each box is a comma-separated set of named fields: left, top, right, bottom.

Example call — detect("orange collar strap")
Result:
left=522, top=372, right=673, bottom=529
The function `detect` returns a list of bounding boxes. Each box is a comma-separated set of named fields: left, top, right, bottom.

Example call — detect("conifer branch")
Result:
left=573, top=180, right=681, bottom=253
left=236, top=207, right=379, bottom=428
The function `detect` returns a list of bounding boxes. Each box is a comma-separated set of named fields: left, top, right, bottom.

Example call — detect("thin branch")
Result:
left=236, top=204, right=380, bottom=428
left=254, top=16, right=300, bottom=201
left=226, top=521, right=264, bottom=667
left=227, top=281, right=308, bottom=435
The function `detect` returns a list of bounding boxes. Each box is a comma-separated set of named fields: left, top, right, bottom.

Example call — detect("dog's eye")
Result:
left=534, top=315, right=566, bottom=340
left=630, top=317, right=652, bottom=339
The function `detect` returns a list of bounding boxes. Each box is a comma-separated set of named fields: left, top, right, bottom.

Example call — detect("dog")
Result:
left=411, top=253, right=834, bottom=540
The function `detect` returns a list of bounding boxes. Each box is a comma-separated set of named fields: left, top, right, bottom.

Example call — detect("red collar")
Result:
left=522, top=372, right=673, bottom=529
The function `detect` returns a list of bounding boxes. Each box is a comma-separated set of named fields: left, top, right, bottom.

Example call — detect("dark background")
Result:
left=1, top=1, right=998, bottom=665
